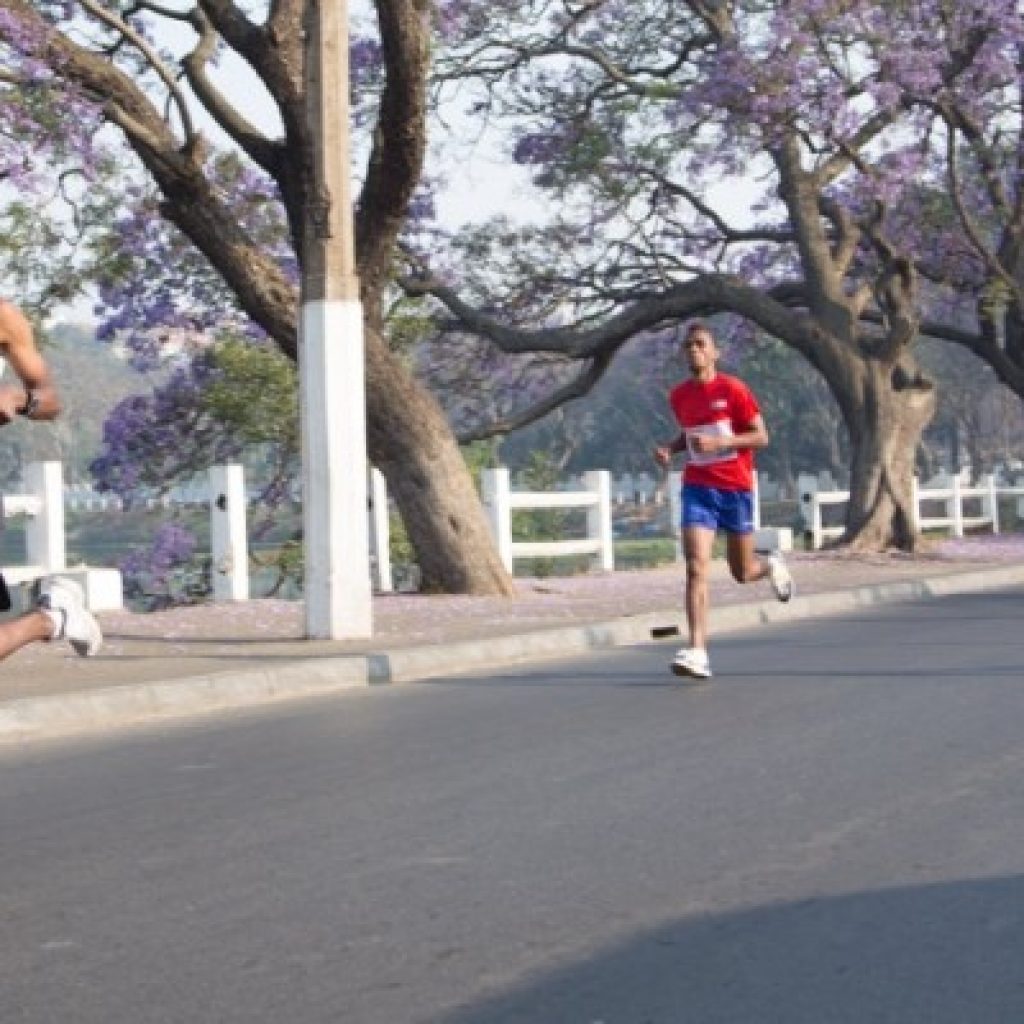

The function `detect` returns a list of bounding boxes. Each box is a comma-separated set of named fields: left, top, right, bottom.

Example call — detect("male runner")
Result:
left=0, top=300, right=102, bottom=661
left=654, top=321, right=792, bottom=679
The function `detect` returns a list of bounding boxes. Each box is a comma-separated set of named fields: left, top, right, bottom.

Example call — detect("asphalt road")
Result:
left=2, top=588, right=1023, bottom=1024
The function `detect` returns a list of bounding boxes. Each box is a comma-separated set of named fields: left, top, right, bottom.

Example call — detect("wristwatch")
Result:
left=17, top=388, right=40, bottom=418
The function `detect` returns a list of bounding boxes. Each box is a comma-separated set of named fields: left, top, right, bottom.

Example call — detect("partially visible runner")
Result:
left=0, top=300, right=102, bottom=662
left=654, top=321, right=792, bottom=680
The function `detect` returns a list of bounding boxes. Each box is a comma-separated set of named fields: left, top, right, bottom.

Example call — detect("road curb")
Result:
left=1, top=564, right=1022, bottom=743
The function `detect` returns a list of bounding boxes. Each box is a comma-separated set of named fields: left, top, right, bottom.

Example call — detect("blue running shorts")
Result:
left=681, top=484, right=755, bottom=535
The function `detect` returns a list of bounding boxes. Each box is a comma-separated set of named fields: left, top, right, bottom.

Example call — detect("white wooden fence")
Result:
left=799, top=473, right=1024, bottom=549
left=481, top=467, right=614, bottom=573
left=207, top=465, right=392, bottom=600
left=9, top=461, right=1023, bottom=608
left=1, top=461, right=123, bottom=610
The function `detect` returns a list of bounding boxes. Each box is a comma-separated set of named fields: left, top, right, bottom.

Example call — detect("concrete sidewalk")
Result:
left=1, top=540, right=1023, bottom=743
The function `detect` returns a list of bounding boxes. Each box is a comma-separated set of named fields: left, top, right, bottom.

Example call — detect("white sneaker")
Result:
left=768, top=550, right=794, bottom=603
left=37, top=577, right=103, bottom=657
left=671, top=647, right=712, bottom=680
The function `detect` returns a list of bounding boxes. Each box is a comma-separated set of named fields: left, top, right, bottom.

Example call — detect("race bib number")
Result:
left=685, top=421, right=738, bottom=466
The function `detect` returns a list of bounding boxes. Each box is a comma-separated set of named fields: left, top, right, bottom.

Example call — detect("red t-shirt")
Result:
left=668, top=372, right=760, bottom=492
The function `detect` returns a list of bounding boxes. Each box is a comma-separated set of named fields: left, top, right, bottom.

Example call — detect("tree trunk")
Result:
left=837, top=358, right=936, bottom=551
left=365, top=329, right=515, bottom=595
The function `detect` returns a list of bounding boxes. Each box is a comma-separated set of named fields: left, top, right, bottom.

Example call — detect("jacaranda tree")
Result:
left=0, top=0, right=515, bottom=595
left=3, top=0, right=1022, bottom=565
left=414, top=0, right=1023, bottom=550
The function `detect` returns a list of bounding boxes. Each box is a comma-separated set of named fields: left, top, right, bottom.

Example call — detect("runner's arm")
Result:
left=0, top=303, right=61, bottom=423
left=653, top=431, right=690, bottom=467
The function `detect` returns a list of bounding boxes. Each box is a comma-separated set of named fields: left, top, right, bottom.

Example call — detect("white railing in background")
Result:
left=209, top=464, right=249, bottom=602
left=3, top=461, right=65, bottom=583
left=367, top=468, right=393, bottom=594
left=799, top=473, right=1024, bottom=549
left=207, top=465, right=393, bottom=601
left=1, top=462, right=122, bottom=610
left=481, top=467, right=614, bottom=573
left=11, top=461, right=1023, bottom=607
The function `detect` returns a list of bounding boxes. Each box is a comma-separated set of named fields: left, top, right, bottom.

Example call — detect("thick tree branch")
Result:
left=403, top=262, right=825, bottom=367
left=944, top=121, right=1020, bottom=303
left=457, top=353, right=614, bottom=443
left=181, top=7, right=283, bottom=173
left=354, top=0, right=431, bottom=314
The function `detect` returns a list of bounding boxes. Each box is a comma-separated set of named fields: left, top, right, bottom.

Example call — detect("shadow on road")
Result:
left=432, top=875, right=1024, bottom=1023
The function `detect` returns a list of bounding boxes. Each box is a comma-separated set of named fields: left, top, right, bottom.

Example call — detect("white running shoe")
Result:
left=768, top=550, right=794, bottom=603
left=37, top=576, right=103, bottom=657
left=671, top=647, right=712, bottom=680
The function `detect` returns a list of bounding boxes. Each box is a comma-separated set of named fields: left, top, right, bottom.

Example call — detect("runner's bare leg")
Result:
left=0, top=612, right=53, bottom=661
left=725, top=531, right=770, bottom=583
left=683, top=525, right=716, bottom=651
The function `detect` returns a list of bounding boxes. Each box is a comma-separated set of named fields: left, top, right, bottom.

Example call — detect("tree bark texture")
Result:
left=365, top=329, right=514, bottom=594
left=832, top=355, right=936, bottom=551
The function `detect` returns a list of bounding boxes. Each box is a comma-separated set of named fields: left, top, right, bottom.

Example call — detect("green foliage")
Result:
left=201, top=338, right=299, bottom=449
left=461, top=438, right=501, bottom=490
left=388, top=511, right=415, bottom=567
left=387, top=296, right=442, bottom=355
left=612, top=537, right=677, bottom=569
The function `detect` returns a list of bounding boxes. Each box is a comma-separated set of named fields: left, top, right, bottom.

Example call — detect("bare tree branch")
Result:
left=457, top=352, right=614, bottom=442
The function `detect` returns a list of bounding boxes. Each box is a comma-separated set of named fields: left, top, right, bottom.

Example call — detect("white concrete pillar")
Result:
left=25, top=461, right=65, bottom=572
left=583, top=470, right=614, bottom=572
left=210, top=464, right=249, bottom=602
left=299, top=300, right=372, bottom=638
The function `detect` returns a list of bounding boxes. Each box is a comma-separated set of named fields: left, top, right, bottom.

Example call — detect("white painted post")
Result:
left=210, top=464, right=249, bottom=602
left=299, top=0, right=372, bottom=639
left=987, top=474, right=1000, bottom=534
left=299, top=302, right=372, bottom=637
left=481, top=468, right=514, bottom=572
left=369, top=467, right=393, bottom=593
left=952, top=475, right=964, bottom=537
left=797, top=473, right=817, bottom=548
left=752, top=470, right=762, bottom=530
left=669, top=470, right=682, bottom=562
left=584, top=470, right=614, bottom=572
left=25, top=461, right=65, bottom=573
left=812, top=491, right=824, bottom=550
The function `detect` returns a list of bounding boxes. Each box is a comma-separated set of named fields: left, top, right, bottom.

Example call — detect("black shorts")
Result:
left=0, top=571, right=10, bottom=611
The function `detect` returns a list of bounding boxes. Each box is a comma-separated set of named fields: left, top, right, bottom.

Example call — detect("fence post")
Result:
left=210, top=464, right=249, bottom=601
left=24, top=461, right=65, bottom=573
left=952, top=475, right=964, bottom=537
left=987, top=474, right=1000, bottom=535
left=481, top=468, right=513, bottom=572
left=911, top=476, right=921, bottom=535
left=752, top=470, right=762, bottom=530
left=583, top=470, right=614, bottom=572
left=369, top=467, right=393, bottom=592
